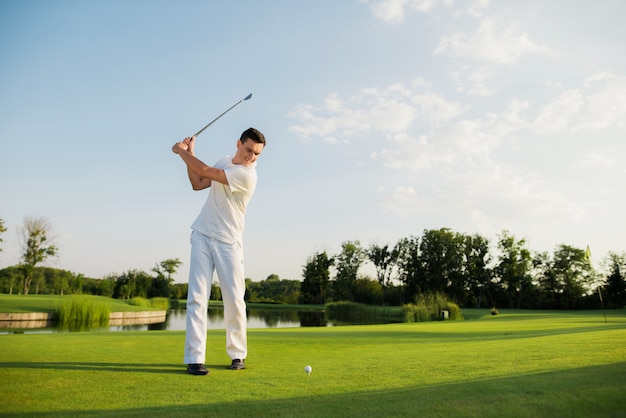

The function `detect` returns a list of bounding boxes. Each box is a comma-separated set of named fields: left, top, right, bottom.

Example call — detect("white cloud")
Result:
left=412, top=91, right=468, bottom=125
left=368, top=0, right=445, bottom=24
left=532, top=89, right=584, bottom=134
left=368, top=0, right=491, bottom=23
left=467, top=0, right=490, bottom=17
left=288, top=83, right=465, bottom=142
left=533, top=72, right=626, bottom=134
left=289, top=70, right=624, bottom=260
left=372, top=98, right=526, bottom=173
left=452, top=65, right=495, bottom=96
left=435, top=18, right=553, bottom=64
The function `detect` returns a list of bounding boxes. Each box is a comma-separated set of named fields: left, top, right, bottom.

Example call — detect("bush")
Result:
left=56, top=296, right=111, bottom=331
left=401, top=292, right=463, bottom=323
left=149, top=297, right=169, bottom=310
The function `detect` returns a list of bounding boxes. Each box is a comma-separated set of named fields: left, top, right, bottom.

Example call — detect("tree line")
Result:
left=300, top=229, right=626, bottom=310
left=1, top=217, right=625, bottom=310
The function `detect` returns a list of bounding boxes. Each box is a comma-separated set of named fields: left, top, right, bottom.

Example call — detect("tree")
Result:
left=113, top=269, right=153, bottom=299
left=18, top=217, right=58, bottom=295
left=557, top=245, right=596, bottom=308
left=418, top=228, right=465, bottom=301
left=83, top=274, right=116, bottom=297
left=152, top=258, right=182, bottom=281
left=333, top=240, right=365, bottom=301
left=495, top=230, right=533, bottom=309
left=299, top=251, right=333, bottom=304
left=539, top=245, right=595, bottom=309
left=367, top=243, right=398, bottom=289
left=603, top=252, right=626, bottom=308
left=0, top=266, right=22, bottom=294
left=245, top=274, right=301, bottom=304
left=535, top=251, right=558, bottom=308
left=463, top=234, right=493, bottom=308
left=151, top=258, right=182, bottom=298
left=394, top=236, right=420, bottom=303
left=367, top=243, right=399, bottom=305
left=0, top=218, right=6, bottom=257
left=353, top=276, right=383, bottom=305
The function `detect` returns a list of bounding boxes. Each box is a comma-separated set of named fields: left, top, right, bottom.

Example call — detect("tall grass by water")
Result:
left=402, top=292, right=463, bottom=322
left=55, top=295, right=111, bottom=331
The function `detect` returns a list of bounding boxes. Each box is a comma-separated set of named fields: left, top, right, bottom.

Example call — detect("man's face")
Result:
left=233, top=138, right=264, bottom=166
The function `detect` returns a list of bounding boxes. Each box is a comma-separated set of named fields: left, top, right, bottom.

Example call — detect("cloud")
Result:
left=467, top=0, right=490, bottom=17
left=371, top=98, right=527, bottom=172
left=288, top=83, right=465, bottom=142
left=368, top=0, right=490, bottom=23
left=380, top=156, right=586, bottom=234
left=452, top=65, right=495, bottom=96
left=533, top=72, right=626, bottom=134
left=289, top=70, right=623, bottom=245
left=531, top=89, right=584, bottom=134
left=369, top=0, right=441, bottom=24
left=435, top=18, right=554, bottom=64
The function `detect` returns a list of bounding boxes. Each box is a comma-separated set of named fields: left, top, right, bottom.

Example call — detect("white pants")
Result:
left=184, top=231, right=247, bottom=364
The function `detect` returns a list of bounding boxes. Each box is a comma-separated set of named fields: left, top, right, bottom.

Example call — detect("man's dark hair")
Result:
left=240, top=127, right=266, bottom=146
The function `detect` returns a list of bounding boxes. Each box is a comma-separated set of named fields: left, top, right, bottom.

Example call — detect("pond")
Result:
left=1, top=307, right=330, bottom=334
left=114, top=307, right=329, bottom=332
left=2, top=304, right=401, bottom=334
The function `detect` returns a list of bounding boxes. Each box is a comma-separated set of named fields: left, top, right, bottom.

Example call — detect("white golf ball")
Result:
left=304, top=365, right=312, bottom=374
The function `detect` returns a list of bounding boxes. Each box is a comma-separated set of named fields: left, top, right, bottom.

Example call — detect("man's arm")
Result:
left=172, top=137, right=229, bottom=190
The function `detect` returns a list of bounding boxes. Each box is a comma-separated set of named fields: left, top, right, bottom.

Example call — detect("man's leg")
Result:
left=184, top=231, right=214, bottom=365
left=214, top=240, right=247, bottom=363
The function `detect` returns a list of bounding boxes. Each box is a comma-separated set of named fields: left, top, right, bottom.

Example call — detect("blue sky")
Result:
left=1, top=0, right=625, bottom=284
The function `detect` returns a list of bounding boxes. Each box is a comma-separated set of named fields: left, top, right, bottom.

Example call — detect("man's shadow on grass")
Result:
left=0, top=361, right=206, bottom=374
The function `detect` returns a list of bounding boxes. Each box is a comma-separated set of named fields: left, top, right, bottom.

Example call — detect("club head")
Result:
left=244, top=93, right=252, bottom=101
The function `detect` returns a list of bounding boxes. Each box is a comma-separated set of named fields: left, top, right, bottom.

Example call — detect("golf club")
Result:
left=193, top=93, right=253, bottom=138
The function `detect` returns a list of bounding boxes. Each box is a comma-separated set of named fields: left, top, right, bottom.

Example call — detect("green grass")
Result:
left=1, top=309, right=625, bottom=417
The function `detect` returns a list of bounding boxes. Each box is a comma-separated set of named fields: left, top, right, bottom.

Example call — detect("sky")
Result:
left=1, top=0, right=625, bottom=284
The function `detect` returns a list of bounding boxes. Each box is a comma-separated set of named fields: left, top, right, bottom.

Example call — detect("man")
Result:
left=172, top=127, right=266, bottom=376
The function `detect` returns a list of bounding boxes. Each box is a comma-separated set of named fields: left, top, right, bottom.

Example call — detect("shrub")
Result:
left=149, top=297, right=169, bottom=310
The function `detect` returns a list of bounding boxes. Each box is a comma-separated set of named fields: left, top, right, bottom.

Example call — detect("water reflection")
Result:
left=109, top=307, right=327, bottom=332
left=2, top=304, right=407, bottom=333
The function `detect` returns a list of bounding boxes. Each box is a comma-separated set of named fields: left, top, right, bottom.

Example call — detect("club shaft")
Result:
left=193, top=93, right=252, bottom=137
left=193, top=100, right=243, bottom=137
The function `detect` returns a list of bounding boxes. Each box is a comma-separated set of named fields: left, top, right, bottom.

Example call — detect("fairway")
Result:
left=1, top=310, right=625, bottom=417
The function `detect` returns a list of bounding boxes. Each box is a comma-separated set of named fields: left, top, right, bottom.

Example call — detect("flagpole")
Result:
left=586, top=245, right=607, bottom=324
left=598, top=286, right=608, bottom=324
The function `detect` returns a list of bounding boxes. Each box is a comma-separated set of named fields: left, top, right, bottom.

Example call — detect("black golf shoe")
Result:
left=229, top=359, right=245, bottom=370
left=187, top=363, right=209, bottom=375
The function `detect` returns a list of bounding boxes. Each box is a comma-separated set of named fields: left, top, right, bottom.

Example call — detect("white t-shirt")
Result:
left=191, top=155, right=257, bottom=245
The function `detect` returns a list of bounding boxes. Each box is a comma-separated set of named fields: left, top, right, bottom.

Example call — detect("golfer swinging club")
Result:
left=172, top=127, right=266, bottom=375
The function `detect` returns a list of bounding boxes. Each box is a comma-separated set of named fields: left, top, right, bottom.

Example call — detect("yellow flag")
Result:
left=584, top=245, right=591, bottom=263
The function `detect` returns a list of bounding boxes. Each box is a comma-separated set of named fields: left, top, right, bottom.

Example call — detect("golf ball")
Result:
left=304, top=365, right=312, bottom=374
